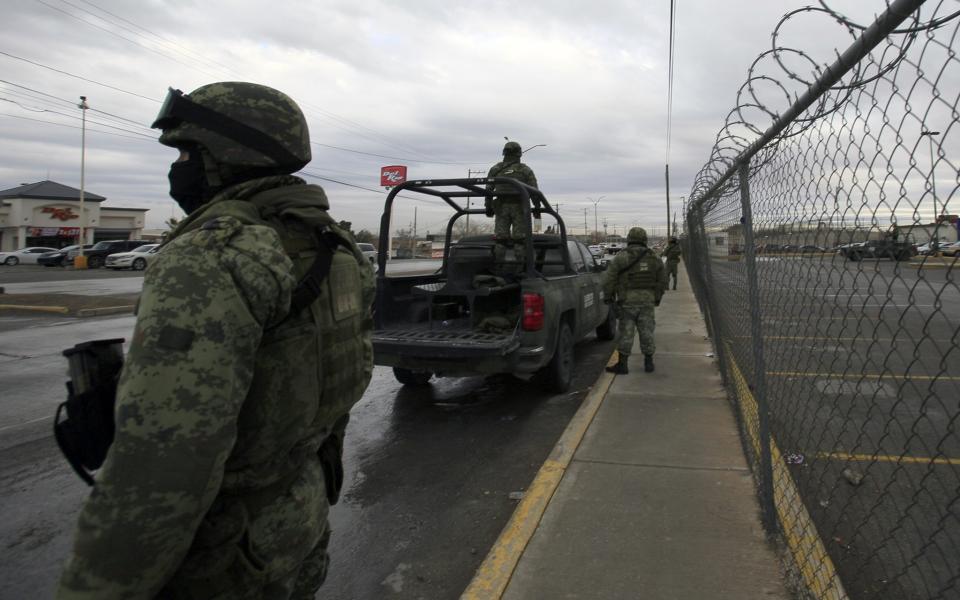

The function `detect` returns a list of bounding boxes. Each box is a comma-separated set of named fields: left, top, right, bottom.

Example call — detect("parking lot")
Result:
left=704, top=253, right=959, bottom=599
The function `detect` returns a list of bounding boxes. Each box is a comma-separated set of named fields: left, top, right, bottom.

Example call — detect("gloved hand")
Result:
left=655, top=296, right=662, bottom=307
left=484, top=200, right=495, bottom=218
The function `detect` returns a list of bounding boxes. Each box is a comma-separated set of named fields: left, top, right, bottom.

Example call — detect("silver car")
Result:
left=104, top=244, right=160, bottom=271
left=0, top=246, right=59, bottom=265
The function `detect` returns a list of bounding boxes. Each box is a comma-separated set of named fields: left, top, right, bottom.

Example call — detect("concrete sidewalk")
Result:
left=468, top=263, right=791, bottom=599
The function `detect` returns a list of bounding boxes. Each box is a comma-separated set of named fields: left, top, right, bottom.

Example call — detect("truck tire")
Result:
left=393, top=367, right=432, bottom=386
left=596, top=306, right=617, bottom=341
left=538, top=322, right=573, bottom=393
left=847, top=251, right=862, bottom=262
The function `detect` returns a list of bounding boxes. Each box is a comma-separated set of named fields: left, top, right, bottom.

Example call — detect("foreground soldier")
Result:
left=485, top=141, right=538, bottom=264
left=662, top=236, right=682, bottom=290
left=58, top=82, right=373, bottom=599
left=603, top=227, right=667, bottom=374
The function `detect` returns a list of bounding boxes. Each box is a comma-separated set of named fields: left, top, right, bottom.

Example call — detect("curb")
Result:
left=460, top=353, right=618, bottom=600
left=77, top=305, right=136, bottom=317
left=0, top=304, right=70, bottom=314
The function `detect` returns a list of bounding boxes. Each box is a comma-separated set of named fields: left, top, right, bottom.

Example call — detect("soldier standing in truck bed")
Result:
left=485, top=141, right=538, bottom=264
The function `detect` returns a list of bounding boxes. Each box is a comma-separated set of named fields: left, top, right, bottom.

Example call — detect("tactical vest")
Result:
left=621, top=248, right=659, bottom=290
left=168, top=180, right=373, bottom=489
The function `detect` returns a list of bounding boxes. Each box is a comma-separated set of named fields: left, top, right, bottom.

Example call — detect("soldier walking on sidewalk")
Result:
left=603, top=227, right=666, bottom=374
left=662, top=236, right=682, bottom=290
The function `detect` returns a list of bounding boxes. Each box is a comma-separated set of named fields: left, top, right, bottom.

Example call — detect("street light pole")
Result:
left=921, top=129, right=940, bottom=244
left=588, top=196, right=606, bottom=244
left=77, top=96, right=89, bottom=269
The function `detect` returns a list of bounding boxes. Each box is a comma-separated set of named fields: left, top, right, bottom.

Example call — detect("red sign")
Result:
left=380, top=165, right=407, bottom=187
left=29, top=227, right=81, bottom=237
left=42, top=206, right=79, bottom=221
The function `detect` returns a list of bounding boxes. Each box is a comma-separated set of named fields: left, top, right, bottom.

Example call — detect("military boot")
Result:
left=606, top=354, right=629, bottom=374
left=644, top=354, right=655, bottom=373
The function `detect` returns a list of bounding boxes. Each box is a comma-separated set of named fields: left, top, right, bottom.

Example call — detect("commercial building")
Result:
left=0, top=180, right=150, bottom=251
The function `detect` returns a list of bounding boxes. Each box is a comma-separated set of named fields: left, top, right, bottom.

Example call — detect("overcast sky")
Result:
left=0, top=0, right=934, bottom=236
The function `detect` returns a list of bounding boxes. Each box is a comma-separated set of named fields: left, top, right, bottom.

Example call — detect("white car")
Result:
left=357, top=243, right=377, bottom=265
left=588, top=245, right=605, bottom=258
left=0, top=246, right=59, bottom=265
left=104, top=244, right=160, bottom=271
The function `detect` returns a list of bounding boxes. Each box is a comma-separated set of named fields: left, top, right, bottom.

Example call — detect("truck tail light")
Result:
left=522, top=293, right=545, bottom=331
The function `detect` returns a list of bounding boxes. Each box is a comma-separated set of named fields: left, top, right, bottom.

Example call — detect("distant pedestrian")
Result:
left=603, top=227, right=666, bottom=374
left=485, top=141, right=538, bottom=263
left=662, top=236, right=682, bottom=290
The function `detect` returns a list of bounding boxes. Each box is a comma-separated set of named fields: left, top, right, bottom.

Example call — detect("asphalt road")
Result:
left=0, top=310, right=614, bottom=599
left=702, top=254, right=959, bottom=599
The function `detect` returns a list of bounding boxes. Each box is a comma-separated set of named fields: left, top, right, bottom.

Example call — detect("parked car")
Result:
left=68, top=240, right=151, bottom=269
left=357, top=243, right=377, bottom=265
left=37, top=244, right=93, bottom=267
left=798, top=245, right=826, bottom=253
left=917, top=240, right=950, bottom=255
left=105, top=244, right=160, bottom=270
left=839, top=238, right=913, bottom=261
left=0, top=246, right=59, bottom=265
left=939, top=241, right=960, bottom=257
left=588, top=244, right=605, bottom=258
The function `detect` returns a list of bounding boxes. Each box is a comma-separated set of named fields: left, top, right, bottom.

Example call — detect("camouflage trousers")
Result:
left=666, top=261, right=679, bottom=288
left=494, top=199, right=528, bottom=241
left=617, top=302, right=656, bottom=356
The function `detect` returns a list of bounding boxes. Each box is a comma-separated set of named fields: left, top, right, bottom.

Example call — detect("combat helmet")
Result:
left=502, top=141, right=522, bottom=157
left=152, top=82, right=311, bottom=176
left=627, top=227, right=648, bottom=245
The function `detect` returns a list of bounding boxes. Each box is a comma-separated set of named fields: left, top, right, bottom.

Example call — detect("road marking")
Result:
left=768, top=371, right=960, bottom=382
left=815, top=452, right=960, bottom=466
left=0, top=414, right=54, bottom=432
left=461, top=356, right=617, bottom=599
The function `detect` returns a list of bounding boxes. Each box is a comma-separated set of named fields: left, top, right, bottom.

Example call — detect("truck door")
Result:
left=567, top=241, right=594, bottom=337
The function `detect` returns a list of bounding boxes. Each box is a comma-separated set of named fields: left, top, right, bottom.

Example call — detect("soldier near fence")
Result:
left=603, top=227, right=667, bottom=374
left=485, top=141, right=539, bottom=264
left=662, top=236, right=682, bottom=290
left=57, top=82, right=373, bottom=599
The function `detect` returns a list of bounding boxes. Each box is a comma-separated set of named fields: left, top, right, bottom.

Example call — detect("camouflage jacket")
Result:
left=602, top=244, right=667, bottom=305
left=58, top=176, right=373, bottom=599
left=662, top=243, right=682, bottom=264
left=486, top=156, right=538, bottom=201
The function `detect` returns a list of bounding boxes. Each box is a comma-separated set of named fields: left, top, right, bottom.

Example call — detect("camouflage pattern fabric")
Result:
left=662, top=243, right=681, bottom=289
left=603, top=244, right=667, bottom=357
left=618, top=301, right=656, bottom=356
left=57, top=175, right=373, bottom=599
left=487, top=156, right=538, bottom=261
left=158, top=82, right=311, bottom=172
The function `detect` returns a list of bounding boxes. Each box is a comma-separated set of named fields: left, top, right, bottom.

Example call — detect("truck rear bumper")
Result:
left=373, top=328, right=548, bottom=376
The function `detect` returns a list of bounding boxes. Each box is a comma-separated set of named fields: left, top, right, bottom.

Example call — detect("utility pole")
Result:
left=77, top=96, right=89, bottom=269
left=588, top=196, right=605, bottom=243
left=603, top=217, right=608, bottom=241
left=413, top=206, right=418, bottom=257
left=921, top=129, right=941, bottom=245
left=665, top=164, right=672, bottom=238
left=583, top=208, right=589, bottom=240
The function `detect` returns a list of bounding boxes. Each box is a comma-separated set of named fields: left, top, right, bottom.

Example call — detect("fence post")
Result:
left=695, top=203, right=728, bottom=386
left=737, top=160, right=777, bottom=535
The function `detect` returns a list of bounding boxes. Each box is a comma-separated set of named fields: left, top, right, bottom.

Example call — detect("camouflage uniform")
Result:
left=662, top=239, right=682, bottom=290
left=602, top=228, right=666, bottom=374
left=58, top=83, right=373, bottom=599
left=486, top=142, right=538, bottom=262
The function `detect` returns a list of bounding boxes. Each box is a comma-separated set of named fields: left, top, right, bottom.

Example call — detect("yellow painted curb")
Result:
left=77, top=305, right=136, bottom=317
left=724, top=343, right=848, bottom=600
left=0, top=304, right=70, bottom=314
left=460, top=354, right=618, bottom=600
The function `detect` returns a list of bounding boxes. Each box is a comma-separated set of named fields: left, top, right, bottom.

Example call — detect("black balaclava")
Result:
left=167, top=147, right=212, bottom=215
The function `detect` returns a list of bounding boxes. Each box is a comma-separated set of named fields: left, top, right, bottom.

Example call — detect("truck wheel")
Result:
left=538, top=322, right=573, bottom=393
left=393, top=367, right=432, bottom=386
left=848, top=252, right=861, bottom=262
left=596, top=306, right=618, bottom=341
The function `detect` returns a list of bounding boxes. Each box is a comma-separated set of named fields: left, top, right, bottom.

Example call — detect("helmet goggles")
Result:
left=151, top=87, right=301, bottom=167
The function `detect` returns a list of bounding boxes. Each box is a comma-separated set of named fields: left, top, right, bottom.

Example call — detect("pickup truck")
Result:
left=838, top=237, right=914, bottom=261
left=373, top=178, right=617, bottom=392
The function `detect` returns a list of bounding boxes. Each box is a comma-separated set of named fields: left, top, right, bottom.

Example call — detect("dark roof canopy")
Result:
left=0, top=180, right=106, bottom=202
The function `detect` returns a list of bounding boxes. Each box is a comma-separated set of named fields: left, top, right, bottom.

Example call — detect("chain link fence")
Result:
left=683, top=1, right=959, bottom=598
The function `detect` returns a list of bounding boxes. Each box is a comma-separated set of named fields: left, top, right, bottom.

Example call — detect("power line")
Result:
left=0, top=51, right=159, bottom=102
left=0, top=112, right=154, bottom=141
left=34, top=0, right=225, bottom=80
left=309, top=140, right=483, bottom=166
left=0, top=96, right=156, bottom=138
